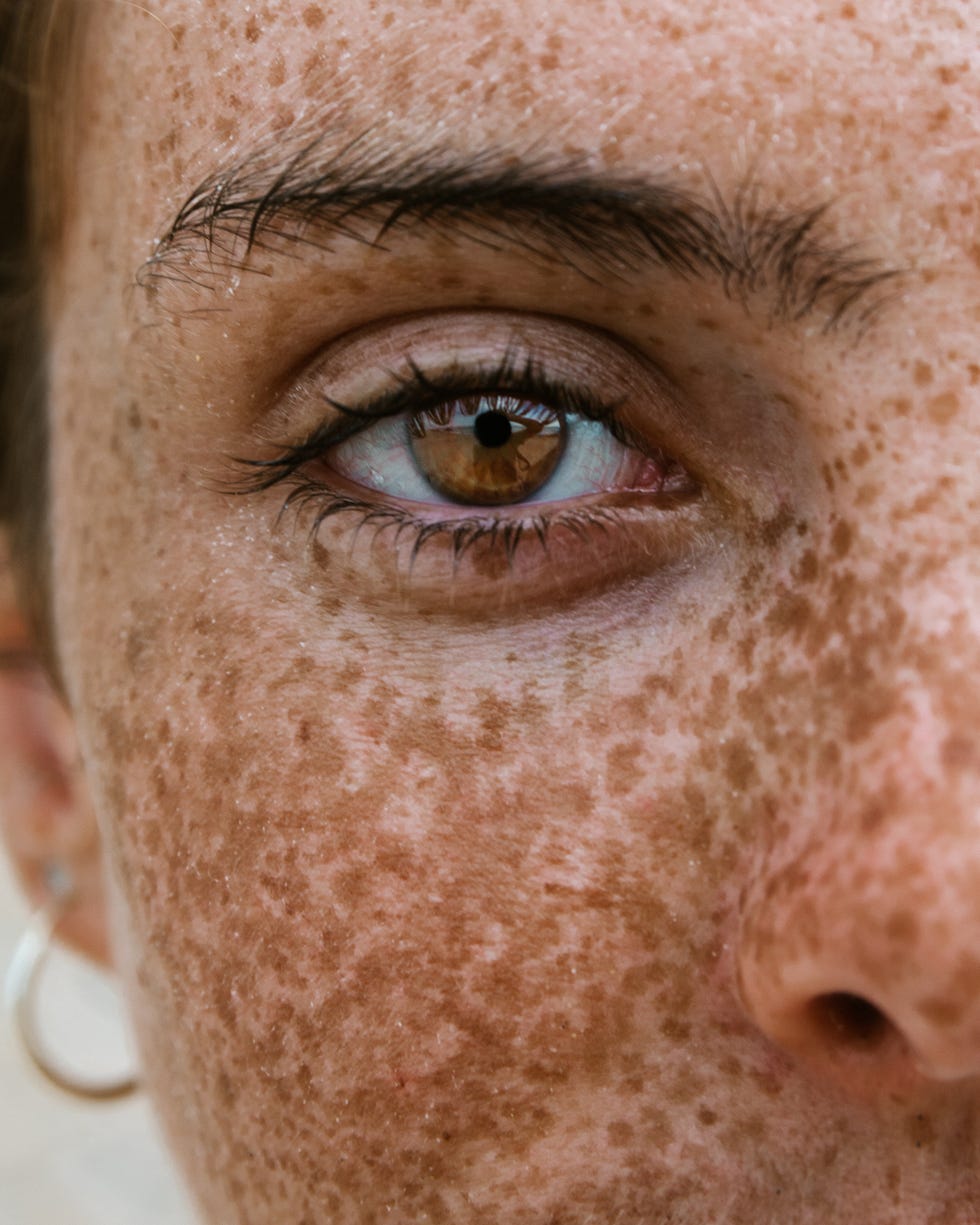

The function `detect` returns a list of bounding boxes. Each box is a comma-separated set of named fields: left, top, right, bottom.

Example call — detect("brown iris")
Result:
left=408, top=395, right=566, bottom=505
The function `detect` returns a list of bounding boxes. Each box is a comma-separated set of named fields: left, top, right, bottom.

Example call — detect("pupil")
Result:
left=474, top=410, right=512, bottom=449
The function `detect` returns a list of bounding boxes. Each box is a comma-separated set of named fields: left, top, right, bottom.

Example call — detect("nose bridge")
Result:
left=816, top=474, right=980, bottom=798
left=871, top=536, right=980, bottom=799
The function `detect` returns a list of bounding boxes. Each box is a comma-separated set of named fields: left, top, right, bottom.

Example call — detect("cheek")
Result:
left=78, top=555, right=783, bottom=1205
left=99, top=612, right=740, bottom=1032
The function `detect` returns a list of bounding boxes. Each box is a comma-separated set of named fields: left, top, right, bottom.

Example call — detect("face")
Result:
left=46, top=0, right=980, bottom=1220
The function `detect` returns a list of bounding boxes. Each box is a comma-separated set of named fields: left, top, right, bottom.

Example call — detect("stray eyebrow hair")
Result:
left=140, top=131, right=902, bottom=334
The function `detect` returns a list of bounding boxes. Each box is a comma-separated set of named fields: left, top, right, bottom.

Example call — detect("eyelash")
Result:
left=230, top=349, right=694, bottom=570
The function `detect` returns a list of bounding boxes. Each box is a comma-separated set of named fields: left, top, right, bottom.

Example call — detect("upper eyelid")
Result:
left=277, top=309, right=667, bottom=426
left=324, top=353, right=623, bottom=427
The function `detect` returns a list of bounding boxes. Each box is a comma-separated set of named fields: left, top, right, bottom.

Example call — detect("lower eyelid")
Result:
left=288, top=484, right=712, bottom=618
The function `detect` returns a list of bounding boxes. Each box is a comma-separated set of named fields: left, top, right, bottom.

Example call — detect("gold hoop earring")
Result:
left=4, top=869, right=139, bottom=1102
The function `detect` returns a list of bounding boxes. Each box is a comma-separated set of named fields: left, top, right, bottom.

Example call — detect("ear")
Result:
left=0, top=545, right=111, bottom=966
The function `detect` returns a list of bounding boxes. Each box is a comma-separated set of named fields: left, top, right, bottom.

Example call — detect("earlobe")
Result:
left=0, top=554, right=111, bottom=967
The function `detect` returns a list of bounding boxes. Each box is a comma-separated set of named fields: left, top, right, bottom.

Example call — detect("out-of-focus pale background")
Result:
left=0, top=854, right=197, bottom=1225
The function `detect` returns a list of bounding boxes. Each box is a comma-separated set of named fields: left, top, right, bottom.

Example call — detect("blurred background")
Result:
left=0, top=853, right=196, bottom=1225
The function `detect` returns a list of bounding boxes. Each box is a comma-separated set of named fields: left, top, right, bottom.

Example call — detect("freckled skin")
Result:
left=37, top=0, right=980, bottom=1222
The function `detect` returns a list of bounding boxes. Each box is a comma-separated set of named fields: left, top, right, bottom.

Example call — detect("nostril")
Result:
left=810, top=992, right=892, bottom=1051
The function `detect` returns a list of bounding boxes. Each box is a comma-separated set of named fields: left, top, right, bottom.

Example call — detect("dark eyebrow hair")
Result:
left=140, top=132, right=903, bottom=335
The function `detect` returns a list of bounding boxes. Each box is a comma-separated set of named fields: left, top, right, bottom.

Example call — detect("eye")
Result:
left=232, top=311, right=714, bottom=613
left=328, top=391, right=682, bottom=509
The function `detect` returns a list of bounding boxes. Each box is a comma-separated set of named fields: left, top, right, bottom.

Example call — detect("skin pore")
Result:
left=20, top=0, right=980, bottom=1221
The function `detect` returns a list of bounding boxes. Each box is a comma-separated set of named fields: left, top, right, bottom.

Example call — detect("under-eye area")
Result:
left=226, top=311, right=724, bottom=612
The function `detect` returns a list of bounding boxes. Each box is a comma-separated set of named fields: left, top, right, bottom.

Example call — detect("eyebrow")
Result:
left=140, top=132, right=902, bottom=335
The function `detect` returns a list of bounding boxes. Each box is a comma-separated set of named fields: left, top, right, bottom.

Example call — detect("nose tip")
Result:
left=737, top=839, right=980, bottom=1093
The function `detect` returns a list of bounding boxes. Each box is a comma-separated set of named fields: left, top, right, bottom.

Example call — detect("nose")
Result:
left=737, top=707, right=980, bottom=1092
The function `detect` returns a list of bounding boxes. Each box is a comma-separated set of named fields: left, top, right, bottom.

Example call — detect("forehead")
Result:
left=80, top=0, right=977, bottom=271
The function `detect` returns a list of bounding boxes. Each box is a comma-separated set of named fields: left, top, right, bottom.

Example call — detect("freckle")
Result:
left=941, top=733, right=975, bottom=769
left=268, top=53, right=286, bottom=87
left=849, top=440, right=871, bottom=468
left=244, top=15, right=261, bottom=41
left=927, top=390, right=959, bottom=425
left=759, top=505, right=795, bottom=547
left=914, top=360, right=933, bottom=386
left=793, top=549, right=818, bottom=584
left=659, top=1016, right=691, bottom=1042
left=606, top=739, right=644, bottom=796
left=722, top=739, right=757, bottom=791
left=885, top=909, right=919, bottom=944
left=765, top=590, right=812, bottom=637
left=642, top=672, right=677, bottom=701
left=929, top=103, right=952, bottom=129
left=302, top=4, right=325, bottom=28
left=214, top=114, right=238, bottom=142
left=830, top=519, right=853, bottom=558
left=301, top=49, right=327, bottom=83
left=817, top=739, right=840, bottom=770
left=839, top=1, right=857, bottom=16
left=607, top=1120, right=634, bottom=1147
left=697, top=1105, right=718, bottom=1126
